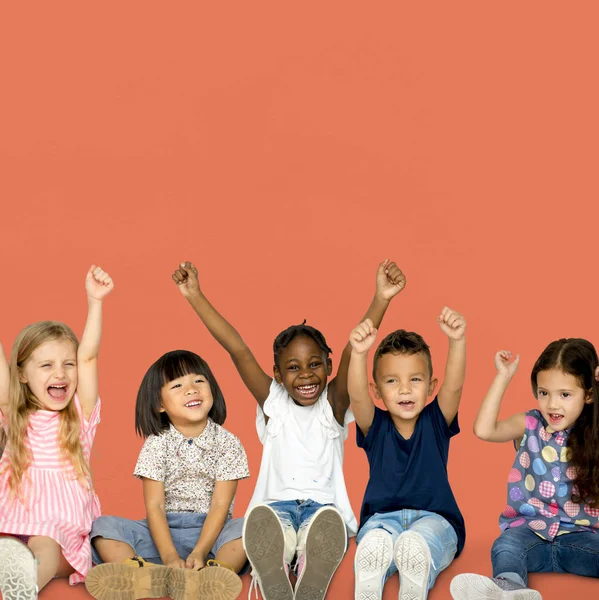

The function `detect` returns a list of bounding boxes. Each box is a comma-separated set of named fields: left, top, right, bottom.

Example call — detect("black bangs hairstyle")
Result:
left=273, top=320, right=332, bottom=367
left=135, top=350, right=227, bottom=437
left=373, top=329, right=433, bottom=380
left=531, top=338, right=599, bottom=507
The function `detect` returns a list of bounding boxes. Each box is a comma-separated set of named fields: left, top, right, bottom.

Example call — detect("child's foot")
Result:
left=354, top=528, right=393, bottom=600
left=85, top=556, right=172, bottom=600
left=393, top=531, right=431, bottom=600
left=243, top=504, right=294, bottom=600
left=0, top=536, right=38, bottom=600
left=169, top=560, right=243, bottom=600
left=449, top=574, right=542, bottom=600
left=294, top=506, right=347, bottom=600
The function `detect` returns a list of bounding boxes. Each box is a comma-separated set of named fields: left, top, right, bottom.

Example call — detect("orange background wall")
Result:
left=1, top=2, right=598, bottom=598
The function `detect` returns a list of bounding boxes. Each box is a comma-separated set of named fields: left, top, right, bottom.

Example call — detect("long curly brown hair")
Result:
left=531, top=338, right=599, bottom=508
left=0, top=321, right=91, bottom=498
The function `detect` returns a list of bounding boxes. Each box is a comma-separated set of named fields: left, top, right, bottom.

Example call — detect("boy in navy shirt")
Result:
left=348, top=305, right=466, bottom=600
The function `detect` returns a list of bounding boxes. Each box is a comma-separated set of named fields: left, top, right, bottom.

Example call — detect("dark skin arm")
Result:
left=173, top=260, right=405, bottom=426
left=328, top=260, right=406, bottom=425
left=172, top=262, right=272, bottom=407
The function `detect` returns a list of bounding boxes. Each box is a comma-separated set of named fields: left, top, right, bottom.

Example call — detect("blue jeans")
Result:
left=357, top=509, right=458, bottom=589
left=492, top=526, right=599, bottom=586
left=266, top=500, right=347, bottom=570
left=268, top=500, right=338, bottom=534
left=90, top=513, right=247, bottom=572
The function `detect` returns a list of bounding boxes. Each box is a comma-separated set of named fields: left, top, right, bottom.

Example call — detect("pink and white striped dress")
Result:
left=0, top=395, right=101, bottom=585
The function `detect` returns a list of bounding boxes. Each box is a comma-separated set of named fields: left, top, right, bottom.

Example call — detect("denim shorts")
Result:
left=90, top=512, right=247, bottom=572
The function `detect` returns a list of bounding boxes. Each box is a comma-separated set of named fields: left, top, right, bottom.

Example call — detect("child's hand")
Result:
left=495, top=350, right=520, bottom=379
left=172, top=261, right=201, bottom=297
left=350, top=319, right=378, bottom=354
left=185, top=551, right=206, bottom=570
left=164, top=555, right=186, bottom=569
left=376, top=259, right=406, bottom=301
left=85, top=266, right=114, bottom=301
left=437, top=307, right=466, bottom=341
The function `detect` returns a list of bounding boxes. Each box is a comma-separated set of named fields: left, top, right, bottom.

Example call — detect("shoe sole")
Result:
left=85, top=562, right=172, bottom=600
left=354, top=529, right=393, bottom=600
left=449, top=574, right=542, bottom=600
left=243, top=505, right=294, bottom=600
left=295, top=507, right=347, bottom=600
left=170, top=565, right=243, bottom=600
left=394, top=531, right=430, bottom=600
left=0, top=537, right=37, bottom=600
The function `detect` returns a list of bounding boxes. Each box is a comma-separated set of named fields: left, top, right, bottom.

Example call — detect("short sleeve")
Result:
left=256, top=380, right=289, bottom=443
left=134, top=434, right=166, bottom=482
left=215, top=432, right=250, bottom=481
left=356, top=406, right=385, bottom=451
left=73, top=393, right=101, bottom=435
left=428, top=397, right=459, bottom=439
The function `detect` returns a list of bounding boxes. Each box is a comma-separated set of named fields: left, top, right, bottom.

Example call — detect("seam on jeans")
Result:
left=557, top=541, right=599, bottom=556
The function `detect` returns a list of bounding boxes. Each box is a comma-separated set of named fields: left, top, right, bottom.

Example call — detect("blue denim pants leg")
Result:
left=91, top=513, right=245, bottom=569
left=554, top=531, right=599, bottom=578
left=267, top=499, right=342, bottom=571
left=491, top=527, right=552, bottom=586
left=267, top=499, right=328, bottom=532
left=356, top=509, right=457, bottom=590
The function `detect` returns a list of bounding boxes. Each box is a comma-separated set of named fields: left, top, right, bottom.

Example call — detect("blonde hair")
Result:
left=0, top=321, right=91, bottom=497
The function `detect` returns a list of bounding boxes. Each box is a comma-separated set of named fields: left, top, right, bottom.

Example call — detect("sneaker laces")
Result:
left=205, top=559, right=236, bottom=572
left=248, top=569, right=260, bottom=600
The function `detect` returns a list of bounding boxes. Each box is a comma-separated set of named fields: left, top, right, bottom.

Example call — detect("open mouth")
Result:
left=296, top=384, right=319, bottom=399
left=47, top=384, right=68, bottom=402
left=397, top=400, right=415, bottom=410
left=185, top=400, right=203, bottom=409
left=548, top=413, right=564, bottom=424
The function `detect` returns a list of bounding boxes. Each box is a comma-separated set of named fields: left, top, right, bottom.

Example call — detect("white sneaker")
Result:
left=0, top=537, right=38, bottom=600
left=294, top=507, right=347, bottom=600
left=354, top=529, right=393, bottom=600
left=449, top=573, right=542, bottom=600
left=393, top=531, right=431, bottom=600
left=243, top=505, right=294, bottom=600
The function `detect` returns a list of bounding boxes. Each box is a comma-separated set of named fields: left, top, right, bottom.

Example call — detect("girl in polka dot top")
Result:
left=450, top=338, right=599, bottom=600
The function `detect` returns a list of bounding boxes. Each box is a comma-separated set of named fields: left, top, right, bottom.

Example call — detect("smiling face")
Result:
left=19, top=338, right=78, bottom=411
left=372, top=352, right=436, bottom=424
left=536, top=368, right=593, bottom=431
left=274, top=335, right=332, bottom=406
left=160, top=372, right=214, bottom=431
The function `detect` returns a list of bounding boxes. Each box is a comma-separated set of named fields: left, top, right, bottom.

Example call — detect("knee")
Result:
left=491, top=531, right=520, bottom=558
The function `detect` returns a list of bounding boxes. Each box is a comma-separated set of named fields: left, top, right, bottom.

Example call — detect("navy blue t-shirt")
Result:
left=356, top=397, right=465, bottom=556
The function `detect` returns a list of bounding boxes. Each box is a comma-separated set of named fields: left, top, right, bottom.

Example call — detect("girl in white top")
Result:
left=172, top=259, right=405, bottom=600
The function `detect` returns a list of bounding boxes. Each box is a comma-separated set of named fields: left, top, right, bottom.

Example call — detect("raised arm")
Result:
left=436, top=307, right=467, bottom=425
left=348, top=319, right=379, bottom=436
left=329, top=260, right=406, bottom=424
left=77, top=266, right=114, bottom=420
left=0, top=342, right=9, bottom=418
left=473, top=350, right=526, bottom=443
left=173, top=262, right=272, bottom=406
left=185, top=479, right=238, bottom=570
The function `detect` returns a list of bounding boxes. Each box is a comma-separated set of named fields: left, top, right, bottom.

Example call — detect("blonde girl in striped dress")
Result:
left=0, top=265, right=114, bottom=599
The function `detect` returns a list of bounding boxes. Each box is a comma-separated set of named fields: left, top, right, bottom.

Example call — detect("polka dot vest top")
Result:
left=499, top=409, right=599, bottom=539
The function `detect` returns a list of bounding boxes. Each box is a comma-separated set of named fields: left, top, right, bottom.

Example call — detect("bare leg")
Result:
left=92, top=537, right=136, bottom=563
left=27, top=536, right=74, bottom=591
left=215, top=538, right=247, bottom=573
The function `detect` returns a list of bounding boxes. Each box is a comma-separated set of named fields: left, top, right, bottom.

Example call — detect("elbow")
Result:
left=473, top=423, right=492, bottom=441
left=145, top=502, right=167, bottom=518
